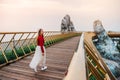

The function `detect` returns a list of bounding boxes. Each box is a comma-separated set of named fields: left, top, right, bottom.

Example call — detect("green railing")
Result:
left=0, top=31, right=80, bottom=67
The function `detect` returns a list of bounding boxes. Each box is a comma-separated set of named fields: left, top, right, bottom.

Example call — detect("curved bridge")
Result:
left=0, top=32, right=81, bottom=80
left=0, top=31, right=119, bottom=80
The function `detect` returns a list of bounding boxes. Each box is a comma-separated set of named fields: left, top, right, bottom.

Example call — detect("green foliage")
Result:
left=23, top=46, right=30, bottom=54
left=89, top=75, right=96, bottom=80
left=0, top=52, right=6, bottom=64
left=5, top=50, right=17, bottom=61
left=15, top=47, right=24, bottom=57
left=29, top=45, right=35, bottom=51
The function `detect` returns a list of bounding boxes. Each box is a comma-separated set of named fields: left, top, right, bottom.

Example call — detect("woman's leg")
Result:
left=30, top=46, right=42, bottom=72
left=41, top=47, right=47, bottom=70
left=42, top=52, right=46, bottom=67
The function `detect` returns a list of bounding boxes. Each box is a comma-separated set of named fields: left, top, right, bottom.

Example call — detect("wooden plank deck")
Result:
left=0, top=36, right=80, bottom=80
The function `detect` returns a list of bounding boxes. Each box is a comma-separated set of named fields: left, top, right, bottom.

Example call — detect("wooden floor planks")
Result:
left=0, top=36, right=80, bottom=80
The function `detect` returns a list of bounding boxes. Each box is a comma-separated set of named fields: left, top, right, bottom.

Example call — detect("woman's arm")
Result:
left=38, top=35, right=44, bottom=55
left=40, top=46, right=44, bottom=53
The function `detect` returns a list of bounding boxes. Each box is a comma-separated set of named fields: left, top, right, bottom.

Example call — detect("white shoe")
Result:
left=34, top=68, right=37, bottom=72
left=41, top=66, right=47, bottom=71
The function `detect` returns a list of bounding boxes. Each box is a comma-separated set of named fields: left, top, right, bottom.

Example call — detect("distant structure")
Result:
left=93, top=20, right=120, bottom=78
left=61, top=15, right=75, bottom=33
left=93, top=20, right=119, bottom=58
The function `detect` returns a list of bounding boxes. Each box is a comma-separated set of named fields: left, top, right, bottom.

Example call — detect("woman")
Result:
left=29, top=29, right=47, bottom=72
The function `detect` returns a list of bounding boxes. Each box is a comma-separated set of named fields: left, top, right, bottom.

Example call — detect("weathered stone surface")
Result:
left=61, top=14, right=75, bottom=32
left=93, top=20, right=120, bottom=78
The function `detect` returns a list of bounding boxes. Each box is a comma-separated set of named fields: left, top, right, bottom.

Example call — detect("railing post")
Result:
left=4, top=34, right=16, bottom=51
left=16, top=33, right=26, bottom=55
left=0, top=34, right=8, bottom=63
left=9, top=34, right=19, bottom=59
left=27, top=33, right=37, bottom=50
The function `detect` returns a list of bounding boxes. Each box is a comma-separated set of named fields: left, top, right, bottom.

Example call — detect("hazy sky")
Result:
left=0, top=0, right=120, bottom=32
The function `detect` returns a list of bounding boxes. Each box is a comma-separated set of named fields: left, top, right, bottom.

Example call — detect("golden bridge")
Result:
left=0, top=31, right=119, bottom=80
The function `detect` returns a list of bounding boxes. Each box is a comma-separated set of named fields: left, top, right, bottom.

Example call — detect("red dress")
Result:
left=37, top=35, right=44, bottom=53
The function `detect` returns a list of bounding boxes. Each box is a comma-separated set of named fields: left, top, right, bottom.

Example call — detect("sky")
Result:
left=0, top=0, right=120, bottom=32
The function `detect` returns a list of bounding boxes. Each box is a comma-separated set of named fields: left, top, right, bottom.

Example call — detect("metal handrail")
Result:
left=64, top=33, right=86, bottom=80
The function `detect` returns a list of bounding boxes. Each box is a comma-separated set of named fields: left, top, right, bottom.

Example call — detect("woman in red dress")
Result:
left=29, top=29, right=47, bottom=72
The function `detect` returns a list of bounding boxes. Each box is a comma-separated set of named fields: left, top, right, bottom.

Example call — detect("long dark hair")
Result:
left=38, top=29, right=43, bottom=36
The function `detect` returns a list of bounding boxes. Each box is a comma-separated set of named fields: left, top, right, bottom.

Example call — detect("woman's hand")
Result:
left=42, top=53, right=44, bottom=56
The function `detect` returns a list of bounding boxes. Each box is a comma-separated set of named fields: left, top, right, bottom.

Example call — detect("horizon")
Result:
left=0, top=0, right=120, bottom=32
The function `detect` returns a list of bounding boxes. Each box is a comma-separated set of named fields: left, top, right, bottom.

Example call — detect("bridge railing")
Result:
left=0, top=31, right=80, bottom=67
left=84, top=32, right=116, bottom=80
left=64, top=33, right=86, bottom=80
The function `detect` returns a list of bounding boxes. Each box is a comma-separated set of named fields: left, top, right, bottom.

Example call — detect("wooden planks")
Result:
left=0, top=36, right=80, bottom=80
